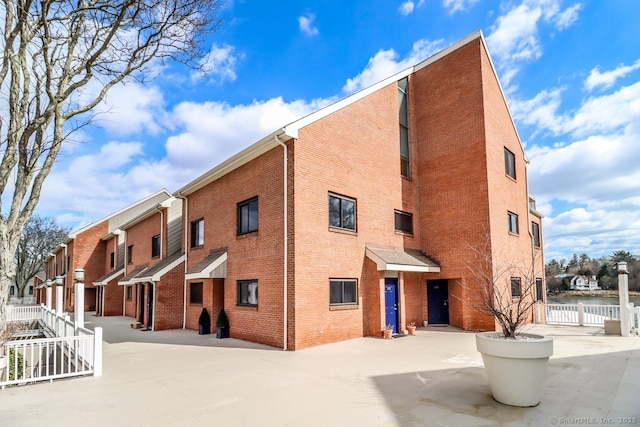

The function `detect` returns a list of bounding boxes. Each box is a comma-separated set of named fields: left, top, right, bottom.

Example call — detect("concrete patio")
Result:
left=2, top=315, right=639, bottom=426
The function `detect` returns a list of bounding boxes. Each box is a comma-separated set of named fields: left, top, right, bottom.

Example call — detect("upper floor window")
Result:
left=504, top=148, right=516, bottom=179
left=110, top=252, right=115, bottom=269
left=508, top=211, right=519, bottom=235
left=394, top=210, right=414, bottom=235
left=330, top=279, right=358, bottom=305
left=237, top=196, right=258, bottom=235
left=399, top=78, right=411, bottom=178
left=237, top=280, right=258, bottom=306
left=511, top=277, right=522, bottom=297
left=191, top=218, right=204, bottom=248
left=532, top=222, right=541, bottom=247
left=329, top=193, right=356, bottom=231
left=127, top=245, right=133, bottom=264
left=152, top=235, right=161, bottom=258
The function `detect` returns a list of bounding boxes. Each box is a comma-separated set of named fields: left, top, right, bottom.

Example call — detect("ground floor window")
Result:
left=329, top=279, right=358, bottom=305
left=237, top=280, right=258, bottom=306
left=190, top=282, right=203, bottom=305
left=127, top=286, right=133, bottom=301
left=511, top=277, right=522, bottom=297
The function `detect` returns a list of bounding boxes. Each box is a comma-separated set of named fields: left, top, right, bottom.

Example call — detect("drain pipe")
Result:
left=177, top=195, right=189, bottom=329
left=275, top=133, right=288, bottom=351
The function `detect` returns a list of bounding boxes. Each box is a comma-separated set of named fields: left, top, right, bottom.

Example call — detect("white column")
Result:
left=56, top=285, right=63, bottom=316
left=577, top=303, right=584, bottom=326
left=74, top=268, right=85, bottom=329
left=618, top=262, right=630, bottom=337
left=45, top=285, right=52, bottom=310
left=93, top=327, right=103, bottom=377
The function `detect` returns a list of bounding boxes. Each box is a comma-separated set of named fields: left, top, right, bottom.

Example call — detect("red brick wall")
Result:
left=186, top=147, right=286, bottom=348
left=125, top=213, right=163, bottom=269
left=124, top=285, right=136, bottom=318
left=102, top=278, right=124, bottom=316
left=54, top=221, right=108, bottom=312
left=154, top=263, right=185, bottom=331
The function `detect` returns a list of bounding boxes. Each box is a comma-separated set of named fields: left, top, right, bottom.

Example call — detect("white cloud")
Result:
left=92, top=82, right=165, bottom=136
left=342, top=38, right=445, bottom=94
left=399, top=0, right=425, bottom=15
left=585, top=59, right=640, bottom=91
left=191, top=44, right=241, bottom=83
left=520, top=79, right=640, bottom=259
left=553, top=3, right=581, bottom=29
left=486, top=0, right=582, bottom=86
left=298, top=13, right=319, bottom=37
left=443, top=0, right=479, bottom=14
left=165, top=97, right=330, bottom=171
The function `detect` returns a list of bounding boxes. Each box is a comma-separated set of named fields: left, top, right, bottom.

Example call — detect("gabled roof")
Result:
left=365, top=245, right=440, bottom=273
left=185, top=248, right=227, bottom=280
left=134, top=251, right=185, bottom=282
left=118, top=265, right=148, bottom=286
left=117, top=197, right=177, bottom=233
left=68, top=189, right=172, bottom=239
left=93, top=267, right=126, bottom=286
left=176, top=31, right=490, bottom=196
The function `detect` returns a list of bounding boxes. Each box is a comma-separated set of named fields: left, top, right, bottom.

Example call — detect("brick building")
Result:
left=174, top=31, right=545, bottom=350
left=44, top=190, right=172, bottom=313
left=43, top=31, right=545, bottom=350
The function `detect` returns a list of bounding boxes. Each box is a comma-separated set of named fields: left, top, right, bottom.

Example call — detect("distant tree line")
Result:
left=545, top=250, right=639, bottom=292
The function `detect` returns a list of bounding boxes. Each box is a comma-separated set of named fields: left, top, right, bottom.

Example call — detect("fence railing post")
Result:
left=93, top=327, right=102, bottom=377
left=577, top=303, right=584, bottom=326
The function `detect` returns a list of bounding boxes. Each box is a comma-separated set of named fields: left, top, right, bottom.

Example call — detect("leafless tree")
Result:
left=466, top=237, right=541, bottom=338
left=0, top=0, right=221, bottom=336
left=14, top=215, right=69, bottom=297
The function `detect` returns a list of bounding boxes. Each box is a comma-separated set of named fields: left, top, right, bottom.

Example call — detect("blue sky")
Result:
left=37, top=0, right=640, bottom=263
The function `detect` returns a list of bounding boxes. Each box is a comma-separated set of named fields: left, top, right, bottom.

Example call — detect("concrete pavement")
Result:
left=2, top=316, right=639, bottom=426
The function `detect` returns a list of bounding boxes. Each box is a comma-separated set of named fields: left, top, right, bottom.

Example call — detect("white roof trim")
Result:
left=365, top=248, right=441, bottom=273
left=67, top=189, right=172, bottom=239
left=136, top=254, right=186, bottom=282
left=92, top=268, right=125, bottom=286
left=185, top=252, right=227, bottom=280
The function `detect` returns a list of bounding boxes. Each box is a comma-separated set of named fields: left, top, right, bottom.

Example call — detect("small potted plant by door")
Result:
left=406, top=321, right=417, bottom=335
left=469, top=241, right=553, bottom=407
left=382, top=324, right=393, bottom=339
left=216, top=309, right=230, bottom=339
left=198, top=308, right=211, bottom=335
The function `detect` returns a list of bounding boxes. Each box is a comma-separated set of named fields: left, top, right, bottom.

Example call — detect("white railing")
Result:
left=546, top=303, right=620, bottom=326
left=1, top=306, right=102, bottom=389
left=6, top=305, right=43, bottom=322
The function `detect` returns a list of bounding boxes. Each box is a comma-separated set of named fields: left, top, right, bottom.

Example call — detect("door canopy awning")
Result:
left=93, top=267, right=125, bottom=286
left=134, top=251, right=185, bottom=283
left=365, top=245, right=440, bottom=273
left=185, top=247, right=227, bottom=280
left=118, top=265, right=149, bottom=286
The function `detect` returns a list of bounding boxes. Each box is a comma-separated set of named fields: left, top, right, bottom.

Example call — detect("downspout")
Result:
left=123, top=230, right=128, bottom=316
left=275, top=133, right=288, bottom=351
left=524, top=158, right=544, bottom=321
left=177, top=195, right=189, bottom=329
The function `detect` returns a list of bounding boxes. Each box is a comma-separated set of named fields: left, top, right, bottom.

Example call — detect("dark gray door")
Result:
left=427, top=279, right=449, bottom=324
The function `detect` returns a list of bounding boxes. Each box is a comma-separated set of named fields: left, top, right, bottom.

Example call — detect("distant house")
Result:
left=570, top=275, right=600, bottom=291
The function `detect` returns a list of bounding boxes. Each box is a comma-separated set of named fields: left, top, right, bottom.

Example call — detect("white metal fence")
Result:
left=545, top=303, right=621, bottom=326
left=1, top=305, right=102, bottom=389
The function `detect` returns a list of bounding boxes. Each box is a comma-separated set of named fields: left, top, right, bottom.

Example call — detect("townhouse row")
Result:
left=37, top=31, right=546, bottom=350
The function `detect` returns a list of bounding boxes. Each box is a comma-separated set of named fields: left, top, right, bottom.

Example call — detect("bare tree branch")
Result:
left=0, top=0, right=222, bottom=336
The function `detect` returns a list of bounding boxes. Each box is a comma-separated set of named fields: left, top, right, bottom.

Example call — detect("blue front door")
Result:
left=384, top=278, right=399, bottom=334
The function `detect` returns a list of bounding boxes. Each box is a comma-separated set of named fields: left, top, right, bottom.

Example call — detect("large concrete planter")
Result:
left=475, top=332, right=553, bottom=407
